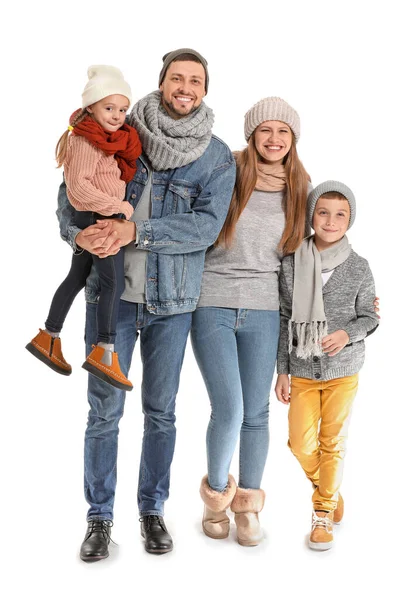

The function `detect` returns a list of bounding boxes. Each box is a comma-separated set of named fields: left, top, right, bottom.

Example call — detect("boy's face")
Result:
left=313, top=196, right=350, bottom=250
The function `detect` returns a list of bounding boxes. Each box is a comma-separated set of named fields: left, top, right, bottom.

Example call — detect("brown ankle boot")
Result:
left=82, top=345, right=133, bottom=391
left=199, top=475, right=236, bottom=539
left=231, top=487, right=265, bottom=546
left=333, top=493, right=344, bottom=524
left=309, top=511, right=334, bottom=551
left=26, top=329, right=72, bottom=375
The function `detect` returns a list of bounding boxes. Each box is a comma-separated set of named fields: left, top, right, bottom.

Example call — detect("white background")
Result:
left=2, top=1, right=404, bottom=598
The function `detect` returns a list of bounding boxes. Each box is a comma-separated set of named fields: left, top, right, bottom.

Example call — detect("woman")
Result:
left=191, top=97, right=311, bottom=546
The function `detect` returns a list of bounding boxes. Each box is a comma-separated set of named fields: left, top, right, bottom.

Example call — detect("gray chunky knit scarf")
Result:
left=128, top=91, right=215, bottom=171
left=289, top=235, right=352, bottom=358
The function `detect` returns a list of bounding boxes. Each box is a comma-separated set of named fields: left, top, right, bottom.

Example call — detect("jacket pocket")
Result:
left=165, top=182, right=199, bottom=215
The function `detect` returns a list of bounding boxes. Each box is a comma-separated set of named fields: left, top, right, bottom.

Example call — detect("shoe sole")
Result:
left=308, top=541, right=333, bottom=551
left=26, top=343, right=72, bottom=376
left=82, top=361, right=133, bottom=391
left=237, top=537, right=262, bottom=547
left=202, top=524, right=229, bottom=539
left=80, top=552, right=109, bottom=562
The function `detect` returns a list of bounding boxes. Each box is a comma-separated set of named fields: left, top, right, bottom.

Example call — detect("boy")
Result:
left=275, top=180, right=379, bottom=550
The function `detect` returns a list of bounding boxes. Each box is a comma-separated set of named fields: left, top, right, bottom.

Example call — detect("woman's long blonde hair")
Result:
left=216, top=132, right=310, bottom=255
left=55, top=109, right=88, bottom=168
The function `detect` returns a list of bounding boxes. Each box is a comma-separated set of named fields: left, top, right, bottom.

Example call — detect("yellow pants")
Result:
left=288, top=374, right=359, bottom=512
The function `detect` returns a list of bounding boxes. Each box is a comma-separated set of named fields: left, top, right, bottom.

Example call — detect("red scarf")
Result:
left=69, top=110, right=142, bottom=183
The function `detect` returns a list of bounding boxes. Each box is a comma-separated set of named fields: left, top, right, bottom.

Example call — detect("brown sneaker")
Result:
left=26, top=329, right=72, bottom=375
left=333, top=493, right=344, bottom=524
left=309, top=511, right=334, bottom=551
left=82, top=345, right=133, bottom=391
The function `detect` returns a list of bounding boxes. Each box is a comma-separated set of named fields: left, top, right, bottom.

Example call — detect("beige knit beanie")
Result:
left=81, top=65, right=132, bottom=109
left=244, top=97, right=300, bottom=142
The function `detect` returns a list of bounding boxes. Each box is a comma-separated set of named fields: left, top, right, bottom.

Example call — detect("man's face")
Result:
left=160, top=60, right=206, bottom=120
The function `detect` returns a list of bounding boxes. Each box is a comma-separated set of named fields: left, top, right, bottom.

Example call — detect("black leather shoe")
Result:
left=80, top=520, right=113, bottom=562
left=140, top=516, right=173, bottom=554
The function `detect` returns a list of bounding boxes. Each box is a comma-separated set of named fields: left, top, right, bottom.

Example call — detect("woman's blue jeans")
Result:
left=191, top=307, right=279, bottom=491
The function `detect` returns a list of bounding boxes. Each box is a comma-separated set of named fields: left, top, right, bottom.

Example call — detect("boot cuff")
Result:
left=199, top=475, right=237, bottom=511
left=231, top=487, right=265, bottom=514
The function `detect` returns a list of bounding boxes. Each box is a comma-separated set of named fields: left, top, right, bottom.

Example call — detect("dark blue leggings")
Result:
left=45, top=211, right=125, bottom=344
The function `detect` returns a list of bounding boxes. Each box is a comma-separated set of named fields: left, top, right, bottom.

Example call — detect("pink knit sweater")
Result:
left=64, top=136, right=134, bottom=219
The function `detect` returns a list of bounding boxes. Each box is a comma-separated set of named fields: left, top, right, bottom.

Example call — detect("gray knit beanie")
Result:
left=307, top=180, right=356, bottom=230
left=244, top=96, right=300, bottom=142
left=158, top=48, right=209, bottom=92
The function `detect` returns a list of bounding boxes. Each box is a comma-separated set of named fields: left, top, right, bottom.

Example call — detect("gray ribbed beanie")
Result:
left=244, top=96, right=300, bottom=142
left=158, top=48, right=209, bottom=92
left=307, top=180, right=356, bottom=229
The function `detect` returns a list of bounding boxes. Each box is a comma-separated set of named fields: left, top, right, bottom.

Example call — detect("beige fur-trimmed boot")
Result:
left=231, top=487, right=265, bottom=546
left=199, top=475, right=237, bottom=539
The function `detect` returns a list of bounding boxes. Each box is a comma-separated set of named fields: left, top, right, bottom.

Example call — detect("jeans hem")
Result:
left=139, top=510, right=164, bottom=517
left=87, top=515, right=113, bottom=522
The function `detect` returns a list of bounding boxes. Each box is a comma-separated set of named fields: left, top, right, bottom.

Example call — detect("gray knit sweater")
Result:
left=277, top=250, right=379, bottom=380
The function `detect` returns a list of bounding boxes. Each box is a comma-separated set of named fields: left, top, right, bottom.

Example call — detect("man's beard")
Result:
left=162, top=97, right=200, bottom=119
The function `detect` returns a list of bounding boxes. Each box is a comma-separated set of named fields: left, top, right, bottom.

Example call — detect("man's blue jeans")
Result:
left=191, top=307, right=280, bottom=491
left=84, top=300, right=192, bottom=520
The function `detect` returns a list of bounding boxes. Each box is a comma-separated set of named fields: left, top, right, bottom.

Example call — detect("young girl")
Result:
left=192, top=97, right=311, bottom=546
left=26, top=65, right=142, bottom=391
left=275, top=181, right=379, bottom=550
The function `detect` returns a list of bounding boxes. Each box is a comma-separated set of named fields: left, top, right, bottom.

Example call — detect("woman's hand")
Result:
left=374, top=296, right=380, bottom=319
left=275, top=374, right=290, bottom=405
left=321, top=330, right=349, bottom=356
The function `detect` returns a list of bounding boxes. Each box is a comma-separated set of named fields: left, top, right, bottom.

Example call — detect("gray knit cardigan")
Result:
left=277, top=250, right=379, bottom=381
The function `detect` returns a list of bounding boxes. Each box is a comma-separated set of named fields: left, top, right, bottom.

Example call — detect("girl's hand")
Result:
left=321, top=330, right=349, bottom=356
left=275, top=374, right=290, bottom=405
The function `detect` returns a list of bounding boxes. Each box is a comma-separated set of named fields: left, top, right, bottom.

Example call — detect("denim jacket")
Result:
left=57, top=134, right=236, bottom=315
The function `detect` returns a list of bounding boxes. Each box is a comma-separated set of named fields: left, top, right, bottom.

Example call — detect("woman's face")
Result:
left=254, top=120, right=293, bottom=165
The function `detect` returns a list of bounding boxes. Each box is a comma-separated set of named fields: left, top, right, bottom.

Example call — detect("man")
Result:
left=57, top=49, right=236, bottom=560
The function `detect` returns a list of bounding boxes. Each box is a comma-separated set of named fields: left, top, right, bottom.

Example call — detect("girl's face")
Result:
left=313, top=197, right=351, bottom=251
left=254, top=120, right=293, bottom=165
left=86, top=94, right=130, bottom=131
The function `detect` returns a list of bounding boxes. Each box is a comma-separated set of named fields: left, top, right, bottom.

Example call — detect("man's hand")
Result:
left=275, top=374, right=290, bottom=405
left=76, top=221, right=119, bottom=257
left=96, top=219, right=137, bottom=258
left=321, top=330, right=350, bottom=357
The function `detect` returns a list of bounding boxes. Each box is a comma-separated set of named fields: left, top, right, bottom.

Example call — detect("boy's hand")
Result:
left=321, top=330, right=350, bottom=356
left=275, top=374, right=290, bottom=405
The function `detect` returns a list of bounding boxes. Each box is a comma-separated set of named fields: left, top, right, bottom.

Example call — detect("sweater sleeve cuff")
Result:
left=277, top=360, right=290, bottom=375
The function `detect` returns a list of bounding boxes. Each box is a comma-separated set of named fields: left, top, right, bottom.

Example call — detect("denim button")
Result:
left=131, top=193, right=136, bottom=199
left=144, top=239, right=149, bottom=246
left=315, top=373, right=321, bottom=379
left=313, top=356, right=319, bottom=362
left=141, top=168, right=146, bottom=173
